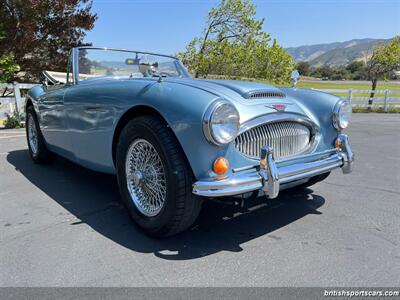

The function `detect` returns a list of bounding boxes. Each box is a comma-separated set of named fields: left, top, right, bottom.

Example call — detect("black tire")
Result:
left=116, top=115, right=202, bottom=237
left=25, top=106, right=52, bottom=164
left=294, top=172, right=331, bottom=190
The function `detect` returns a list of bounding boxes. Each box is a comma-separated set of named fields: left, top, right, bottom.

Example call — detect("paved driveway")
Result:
left=0, top=114, right=399, bottom=287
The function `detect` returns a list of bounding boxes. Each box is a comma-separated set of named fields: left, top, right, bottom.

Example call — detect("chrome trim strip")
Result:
left=232, top=165, right=257, bottom=173
left=232, top=148, right=339, bottom=172
left=279, top=155, right=342, bottom=183
left=192, top=173, right=263, bottom=197
left=333, top=98, right=350, bottom=131
left=245, top=90, right=286, bottom=99
left=75, top=46, right=179, bottom=60
left=202, top=98, right=239, bottom=146
left=73, top=47, right=79, bottom=85
left=276, top=148, right=337, bottom=163
left=238, top=112, right=318, bottom=136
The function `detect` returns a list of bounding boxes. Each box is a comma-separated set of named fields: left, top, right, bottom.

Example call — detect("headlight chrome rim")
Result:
left=203, top=99, right=240, bottom=145
left=333, top=99, right=352, bottom=130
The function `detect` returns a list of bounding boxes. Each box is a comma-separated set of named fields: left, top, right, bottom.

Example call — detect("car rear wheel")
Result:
left=26, top=106, right=52, bottom=164
left=116, top=115, right=202, bottom=237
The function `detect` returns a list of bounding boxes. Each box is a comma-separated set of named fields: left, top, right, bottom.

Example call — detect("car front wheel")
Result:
left=116, top=115, right=202, bottom=237
left=26, top=106, right=52, bottom=163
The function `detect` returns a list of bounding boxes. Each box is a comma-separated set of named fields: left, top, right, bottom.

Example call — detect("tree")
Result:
left=346, top=61, right=364, bottom=73
left=0, top=54, right=20, bottom=83
left=310, top=65, right=334, bottom=79
left=0, top=0, right=97, bottom=82
left=296, top=61, right=310, bottom=76
left=0, top=28, right=19, bottom=83
left=178, top=0, right=294, bottom=84
left=345, top=61, right=367, bottom=80
left=252, top=38, right=294, bottom=83
left=366, top=36, right=400, bottom=105
left=191, top=0, right=263, bottom=78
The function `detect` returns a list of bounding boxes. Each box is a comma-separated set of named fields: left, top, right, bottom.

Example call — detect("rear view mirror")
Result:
left=125, top=58, right=140, bottom=65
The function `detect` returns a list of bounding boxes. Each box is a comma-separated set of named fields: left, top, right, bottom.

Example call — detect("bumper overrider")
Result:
left=193, top=134, right=354, bottom=198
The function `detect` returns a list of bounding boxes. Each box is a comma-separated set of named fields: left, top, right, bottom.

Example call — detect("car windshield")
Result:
left=77, top=48, right=190, bottom=81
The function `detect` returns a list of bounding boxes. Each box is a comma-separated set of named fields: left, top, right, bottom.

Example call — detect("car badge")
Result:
left=270, top=104, right=286, bottom=111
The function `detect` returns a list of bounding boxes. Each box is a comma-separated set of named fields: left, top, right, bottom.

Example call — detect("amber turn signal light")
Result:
left=213, top=157, right=230, bottom=175
left=335, top=138, right=341, bottom=149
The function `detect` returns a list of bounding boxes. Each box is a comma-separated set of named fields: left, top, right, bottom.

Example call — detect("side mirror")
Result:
left=291, top=70, right=300, bottom=87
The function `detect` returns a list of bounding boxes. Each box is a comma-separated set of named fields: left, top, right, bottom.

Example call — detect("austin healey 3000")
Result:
left=26, top=46, right=354, bottom=237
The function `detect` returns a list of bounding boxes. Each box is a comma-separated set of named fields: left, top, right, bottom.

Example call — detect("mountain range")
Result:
left=286, top=38, right=391, bottom=67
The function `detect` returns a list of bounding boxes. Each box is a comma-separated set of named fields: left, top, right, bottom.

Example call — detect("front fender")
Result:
left=26, top=85, right=46, bottom=115
left=111, top=80, right=230, bottom=180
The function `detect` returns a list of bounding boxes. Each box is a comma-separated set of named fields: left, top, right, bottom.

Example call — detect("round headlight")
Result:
left=203, top=99, right=240, bottom=145
left=333, top=99, right=352, bottom=130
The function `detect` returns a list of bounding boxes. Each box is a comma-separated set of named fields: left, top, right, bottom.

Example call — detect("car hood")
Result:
left=166, top=78, right=313, bottom=124
left=197, top=79, right=284, bottom=98
left=167, top=78, right=282, bottom=98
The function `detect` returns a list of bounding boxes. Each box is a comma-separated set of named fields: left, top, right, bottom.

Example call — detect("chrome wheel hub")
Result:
left=132, top=170, right=143, bottom=186
left=28, top=114, right=38, bottom=155
left=125, top=139, right=166, bottom=217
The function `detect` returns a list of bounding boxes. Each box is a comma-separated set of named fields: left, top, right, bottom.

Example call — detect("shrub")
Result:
left=3, top=112, right=24, bottom=129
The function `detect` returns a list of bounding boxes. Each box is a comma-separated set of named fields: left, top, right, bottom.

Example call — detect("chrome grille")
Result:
left=247, top=91, right=285, bottom=99
left=235, top=121, right=312, bottom=159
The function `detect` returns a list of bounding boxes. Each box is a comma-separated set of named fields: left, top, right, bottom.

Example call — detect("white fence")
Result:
left=1, top=84, right=399, bottom=118
left=314, top=89, right=400, bottom=112
left=0, top=83, right=38, bottom=118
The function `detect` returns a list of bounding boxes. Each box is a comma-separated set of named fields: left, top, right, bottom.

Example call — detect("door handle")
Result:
left=84, top=106, right=108, bottom=113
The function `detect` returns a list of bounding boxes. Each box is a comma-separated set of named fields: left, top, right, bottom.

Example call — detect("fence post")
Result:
left=347, top=89, right=352, bottom=103
left=384, top=90, right=389, bottom=113
left=13, top=82, right=21, bottom=115
left=9, top=102, right=14, bottom=114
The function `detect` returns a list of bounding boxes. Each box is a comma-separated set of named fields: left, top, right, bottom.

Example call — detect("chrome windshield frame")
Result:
left=72, top=46, right=189, bottom=84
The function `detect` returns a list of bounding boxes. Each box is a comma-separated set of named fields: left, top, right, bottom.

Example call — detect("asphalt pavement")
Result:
left=0, top=114, right=399, bottom=287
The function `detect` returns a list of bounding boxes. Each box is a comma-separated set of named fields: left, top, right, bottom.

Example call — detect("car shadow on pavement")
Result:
left=7, top=150, right=325, bottom=260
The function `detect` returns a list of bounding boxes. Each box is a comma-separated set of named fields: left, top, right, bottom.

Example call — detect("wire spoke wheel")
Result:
left=27, top=114, right=38, bottom=155
left=117, top=116, right=202, bottom=237
left=125, top=138, right=167, bottom=217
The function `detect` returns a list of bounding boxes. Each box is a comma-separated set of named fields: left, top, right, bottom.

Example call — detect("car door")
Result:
left=63, top=82, right=116, bottom=173
left=50, top=47, right=116, bottom=173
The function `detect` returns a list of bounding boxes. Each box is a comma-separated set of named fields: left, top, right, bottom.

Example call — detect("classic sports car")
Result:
left=26, top=46, right=354, bottom=237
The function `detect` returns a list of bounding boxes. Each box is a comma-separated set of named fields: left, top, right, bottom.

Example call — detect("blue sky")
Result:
left=85, top=0, right=400, bottom=54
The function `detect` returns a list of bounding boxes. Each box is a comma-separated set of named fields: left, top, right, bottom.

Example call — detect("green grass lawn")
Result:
left=256, top=80, right=400, bottom=98
left=296, top=81, right=399, bottom=91
left=208, top=75, right=400, bottom=94
left=297, top=81, right=400, bottom=98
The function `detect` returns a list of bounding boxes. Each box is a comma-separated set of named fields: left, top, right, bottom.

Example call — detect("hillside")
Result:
left=286, top=38, right=391, bottom=66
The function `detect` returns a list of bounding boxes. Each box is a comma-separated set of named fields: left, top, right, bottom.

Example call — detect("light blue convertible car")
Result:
left=26, top=46, right=354, bottom=237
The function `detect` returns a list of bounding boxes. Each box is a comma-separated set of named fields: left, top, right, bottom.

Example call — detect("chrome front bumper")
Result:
left=193, top=134, right=354, bottom=198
